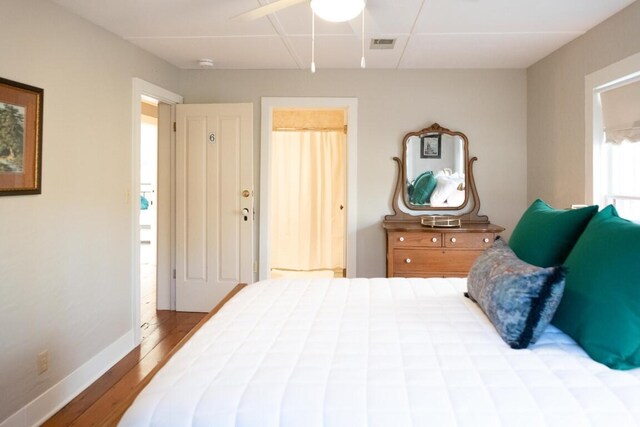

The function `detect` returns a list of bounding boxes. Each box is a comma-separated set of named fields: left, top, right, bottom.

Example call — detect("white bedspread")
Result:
left=120, top=278, right=640, bottom=426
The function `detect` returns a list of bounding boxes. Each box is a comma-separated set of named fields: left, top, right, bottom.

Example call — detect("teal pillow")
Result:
left=509, top=199, right=598, bottom=267
left=409, top=171, right=437, bottom=205
left=552, top=205, right=640, bottom=370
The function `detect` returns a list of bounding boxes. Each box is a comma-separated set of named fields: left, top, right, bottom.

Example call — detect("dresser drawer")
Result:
left=393, top=249, right=484, bottom=275
left=384, top=222, right=504, bottom=278
left=388, top=231, right=442, bottom=247
left=444, top=232, right=494, bottom=249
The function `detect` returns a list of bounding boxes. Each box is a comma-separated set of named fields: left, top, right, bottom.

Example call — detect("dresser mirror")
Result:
left=404, top=130, right=468, bottom=210
left=386, top=123, right=488, bottom=224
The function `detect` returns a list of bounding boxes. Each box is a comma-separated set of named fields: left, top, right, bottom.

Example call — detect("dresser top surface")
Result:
left=383, top=221, right=505, bottom=233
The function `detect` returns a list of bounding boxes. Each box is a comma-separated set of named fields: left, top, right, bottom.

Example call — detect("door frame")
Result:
left=131, top=78, right=183, bottom=345
left=259, top=97, right=358, bottom=280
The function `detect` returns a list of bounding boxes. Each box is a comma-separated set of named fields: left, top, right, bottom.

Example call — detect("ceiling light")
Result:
left=309, top=0, right=367, bottom=73
left=310, top=0, right=365, bottom=23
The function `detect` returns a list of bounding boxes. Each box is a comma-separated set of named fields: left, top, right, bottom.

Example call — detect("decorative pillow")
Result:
left=446, top=188, right=465, bottom=206
left=552, top=205, right=640, bottom=370
left=509, top=199, right=598, bottom=267
left=409, top=171, right=437, bottom=205
left=466, top=237, right=566, bottom=349
left=429, top=176, right=458, bottom=206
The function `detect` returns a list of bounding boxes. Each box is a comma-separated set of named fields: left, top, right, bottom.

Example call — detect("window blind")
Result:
left=601, top=80, right=640, bottom=144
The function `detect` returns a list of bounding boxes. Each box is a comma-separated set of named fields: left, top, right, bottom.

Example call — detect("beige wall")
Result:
left=527, top=1, right=640, bottom=207
left=0, top=0, right=179, bottom=422
left=179, top=69, right=528, bottom=277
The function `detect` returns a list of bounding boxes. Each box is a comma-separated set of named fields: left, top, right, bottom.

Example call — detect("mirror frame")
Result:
left=386, top=123, right=489, bottom=224
left=402, top=123, right=470, bottom=211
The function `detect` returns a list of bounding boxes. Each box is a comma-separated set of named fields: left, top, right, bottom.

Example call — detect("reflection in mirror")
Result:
left=405, top=133, right=466, bottom=209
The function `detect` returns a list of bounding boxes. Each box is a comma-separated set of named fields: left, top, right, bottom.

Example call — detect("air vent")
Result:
left=370, top=38, right=396, bottom=49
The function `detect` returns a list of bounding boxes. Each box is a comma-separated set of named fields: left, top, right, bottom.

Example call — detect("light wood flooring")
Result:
left=43, top=246, right=205, bottom=426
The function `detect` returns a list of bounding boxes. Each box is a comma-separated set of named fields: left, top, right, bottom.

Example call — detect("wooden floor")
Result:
left=43, top=248, right=205, bottom=426
left=43, top=310, right=205, bottom=426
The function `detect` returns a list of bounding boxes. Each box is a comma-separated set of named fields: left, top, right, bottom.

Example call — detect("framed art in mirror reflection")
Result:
left=420, top=134, right=441, bottom=159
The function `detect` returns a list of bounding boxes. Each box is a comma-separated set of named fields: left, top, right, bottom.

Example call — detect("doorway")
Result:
left=269, top=109, right=347, bottom=279
left=260, top=97, right=358, bottom=280
left=131, top=78, right=183, bottom=344
left=139, top=97, right=158, bottom=327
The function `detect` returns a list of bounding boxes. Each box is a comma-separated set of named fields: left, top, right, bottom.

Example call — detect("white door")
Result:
left=175, top=103, right=253, bottom=312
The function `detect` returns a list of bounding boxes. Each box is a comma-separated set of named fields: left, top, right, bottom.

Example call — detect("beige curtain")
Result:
left=270, top=130, right=346, bottom=273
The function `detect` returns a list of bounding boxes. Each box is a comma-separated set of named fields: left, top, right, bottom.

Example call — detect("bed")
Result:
left=117, top=277, right=640, bottom=426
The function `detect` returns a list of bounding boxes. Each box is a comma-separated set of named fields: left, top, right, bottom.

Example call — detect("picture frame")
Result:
left=420, top=134, right=441, bottom=159
left=0, top=77, right=43, bottom=196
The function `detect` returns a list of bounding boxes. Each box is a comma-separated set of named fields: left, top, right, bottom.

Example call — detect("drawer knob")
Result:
left=405, top=258, right=412, bottom=264
left=484, top=238, right=490, bottom=243
left=399, top=236, right=405, bottom=242
left=450, top=237, right=457, bottom=243
left=431, top=237, right=438, bottom=243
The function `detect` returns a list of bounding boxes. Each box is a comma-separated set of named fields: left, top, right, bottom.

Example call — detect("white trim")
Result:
left=0, top=331, right=134, bottom=427
left=585, top=52, right=640, bottom=205
left=131, top=79, right=183, bottom=345
left=259, top=97, right=358, bottom=280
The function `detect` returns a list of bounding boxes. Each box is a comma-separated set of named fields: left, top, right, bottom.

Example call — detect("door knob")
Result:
left=242, top=208, right=249, bottom=221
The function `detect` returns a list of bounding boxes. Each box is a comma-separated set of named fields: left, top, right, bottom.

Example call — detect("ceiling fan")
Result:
left=234, top=0, right=366, bottom=23
left=234, top=0, right=368, bottom=72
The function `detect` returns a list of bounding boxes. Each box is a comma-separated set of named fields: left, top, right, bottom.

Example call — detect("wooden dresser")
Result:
left=383, top=222, right=504, bottom=278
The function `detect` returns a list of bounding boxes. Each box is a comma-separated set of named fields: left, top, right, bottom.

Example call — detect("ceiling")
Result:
left=50, top=0, right=635, bottom=70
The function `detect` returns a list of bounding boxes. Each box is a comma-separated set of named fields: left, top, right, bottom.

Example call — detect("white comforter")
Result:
left=120, top=278, right=640, bottom=426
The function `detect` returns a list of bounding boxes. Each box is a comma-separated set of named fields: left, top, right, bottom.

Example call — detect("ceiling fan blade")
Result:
left=232, top=0, right=309, bottom=22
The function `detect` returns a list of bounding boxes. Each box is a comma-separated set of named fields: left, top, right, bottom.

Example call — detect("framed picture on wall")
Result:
left=420, top=134, right=441, bottom=159
left=0, top=77, right=43, bottom=196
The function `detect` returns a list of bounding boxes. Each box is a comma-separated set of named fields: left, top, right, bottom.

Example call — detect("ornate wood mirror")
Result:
left=386, top=123, right=488, bottom=223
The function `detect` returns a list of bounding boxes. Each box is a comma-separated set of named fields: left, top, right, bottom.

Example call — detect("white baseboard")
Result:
left=0, top=330, right=135, bottom=427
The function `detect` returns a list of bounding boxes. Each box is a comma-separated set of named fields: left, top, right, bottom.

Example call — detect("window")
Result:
left=600, top=140, right=640, bottom=221
left=594, top=78, right=640, bottom=222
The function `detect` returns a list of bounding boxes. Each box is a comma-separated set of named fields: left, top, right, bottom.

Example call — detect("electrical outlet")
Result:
left=37, top=350, right=48, bottom=374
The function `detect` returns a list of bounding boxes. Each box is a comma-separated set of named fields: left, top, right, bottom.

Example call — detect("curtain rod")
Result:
left=273, top=126, right=347, bottom=133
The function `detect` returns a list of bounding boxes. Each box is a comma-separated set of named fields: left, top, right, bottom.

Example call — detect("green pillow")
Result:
left=552, top=205, right=640, bottom=370
left=409, top=171, right=437, bottom=205
left=509, top=199, right=598, bottom=267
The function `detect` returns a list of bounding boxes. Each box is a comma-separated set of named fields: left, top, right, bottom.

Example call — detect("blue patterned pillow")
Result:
left=466, top=237, right=566, bottom=349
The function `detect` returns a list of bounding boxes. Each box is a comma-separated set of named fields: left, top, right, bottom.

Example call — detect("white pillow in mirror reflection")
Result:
left=435, top=170, right=465, bottom=181
left=447, top=189, right=465, bottom=206
left=430, top=177, right=459, bottom=206
left=436, top=168, right=453, bottom=177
